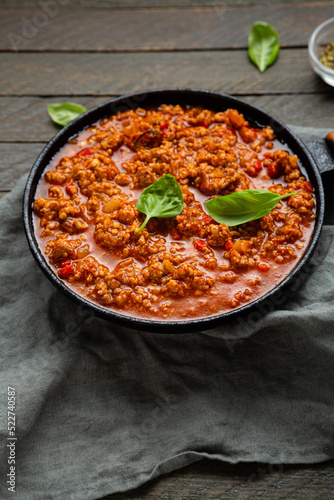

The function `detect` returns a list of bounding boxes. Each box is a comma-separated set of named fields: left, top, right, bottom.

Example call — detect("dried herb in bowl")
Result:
left=319, top=42, right=334, bottom=69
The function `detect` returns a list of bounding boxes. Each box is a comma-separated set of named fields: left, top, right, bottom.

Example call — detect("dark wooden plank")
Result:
left=0, top=143, right=45, bottom=190
left=243, top=94, right=334, bottom=130
left=1, top=94, right=333, bottom=143
left=0, top=97, right=107, bottom=142
left=99, top=459, right=334, bottom=499
left=0, top=49, right=328, bottom=96
left=0, top=0, right=329, bottom=8
left=1, top=4, right=333, bottom=51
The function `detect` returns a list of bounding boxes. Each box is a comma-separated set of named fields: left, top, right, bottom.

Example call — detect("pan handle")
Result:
left=306, top=139, right=334, bottom=175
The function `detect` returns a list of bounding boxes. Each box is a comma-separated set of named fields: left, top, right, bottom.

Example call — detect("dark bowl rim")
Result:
left=23, top=88, right=325, bottom=333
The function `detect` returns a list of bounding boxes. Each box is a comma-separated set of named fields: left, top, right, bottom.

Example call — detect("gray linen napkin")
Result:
left=1, top=127, right=334, bottom=500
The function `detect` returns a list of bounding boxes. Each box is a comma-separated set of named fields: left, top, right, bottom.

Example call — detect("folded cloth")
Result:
left=1, top=127, right=334, bottom=500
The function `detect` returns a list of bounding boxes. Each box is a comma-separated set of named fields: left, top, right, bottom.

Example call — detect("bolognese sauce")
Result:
left=33, top=105, right=316, bottom=320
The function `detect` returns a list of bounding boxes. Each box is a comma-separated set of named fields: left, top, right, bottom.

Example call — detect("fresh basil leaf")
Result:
left=248, top=21, right=280, bottom=73
left=136, top=174, right=184, bottom=232
left=205, top=189, right=297, bottom=227
left=47, top=102, right=87, bottom=127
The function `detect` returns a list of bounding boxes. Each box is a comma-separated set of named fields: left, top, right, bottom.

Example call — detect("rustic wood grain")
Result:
left=244, top=93, right=334, bottom=130
left=0, top=0, right=329, bottom=8
left=0, top=49, right=328, bottom=96
left=0, top=97, right=107, bottom=142
left=1, top=94, right=333, bottom=143
left=100, top=459, right=334, bottom=500
left=1, top=4, right=333, bottom=51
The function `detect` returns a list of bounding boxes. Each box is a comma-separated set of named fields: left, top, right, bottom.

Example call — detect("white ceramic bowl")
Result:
left=308, top=17, right=334, bottom=87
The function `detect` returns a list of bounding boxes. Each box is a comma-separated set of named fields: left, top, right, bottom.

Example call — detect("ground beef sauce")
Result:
left=33, top=105, right=316, bottom=320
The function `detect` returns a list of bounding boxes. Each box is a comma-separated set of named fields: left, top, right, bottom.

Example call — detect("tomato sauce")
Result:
left=33, top=105, right=316, bottom=320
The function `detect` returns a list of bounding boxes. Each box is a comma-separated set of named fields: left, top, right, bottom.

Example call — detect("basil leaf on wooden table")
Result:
left=248, top=21, right=280, bottom=73
left=205, top=189, right=297, bottom=227
left=47, top=102, right=87, bottom=127
left=136, top=174, right=184, bottom=232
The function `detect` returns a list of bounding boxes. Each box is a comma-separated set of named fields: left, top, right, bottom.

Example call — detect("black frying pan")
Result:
left=23, top=89, right=331, bottom=333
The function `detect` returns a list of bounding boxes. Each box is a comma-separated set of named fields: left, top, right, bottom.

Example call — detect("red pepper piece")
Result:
left=224, top=241, right=234, bottom=251
left=202, top=215, right=215, bottom=225
left=58, top=265, right=74, bottom=279
left=160, top=121, right=170, bottom=130
left=201, top=120, right=209, bottom=128
left=65, top=182, right=76, bottom=196
left=254, top=160, right=263, bottom=172
left=59, top=258, right=71, bottom=268
left=193, top=239, right=207, bottom=251
left=76, top=147, right=91, bottom=157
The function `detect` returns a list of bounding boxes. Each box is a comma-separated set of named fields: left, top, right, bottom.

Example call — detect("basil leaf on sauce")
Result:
left=205, top=189, right=297, bottom=227
left=136, top=174, right=184, bottom=232
left=248, top=21, right=280, bottom=73
left=47, top=102, right=87, bottom=127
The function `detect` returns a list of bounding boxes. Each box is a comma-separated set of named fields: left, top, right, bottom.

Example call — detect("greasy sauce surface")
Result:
left=33, top=105, right=316, bottom=320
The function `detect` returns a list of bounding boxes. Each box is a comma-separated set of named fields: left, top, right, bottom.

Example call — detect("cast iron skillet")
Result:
left=23, top=88, right=326, bottom=333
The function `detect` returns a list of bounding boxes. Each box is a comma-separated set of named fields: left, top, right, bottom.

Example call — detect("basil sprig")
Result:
left=248, top=21, right=280, bottom=73
left=136, top=174, right=184, bottom=232
left=205, top=189, right=297, bottom=227
left=47, top=102, right=87, bottom=127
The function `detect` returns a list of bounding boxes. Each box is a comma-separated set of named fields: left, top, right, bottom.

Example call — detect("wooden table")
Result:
left=1, top=1, right=334, bottom=498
